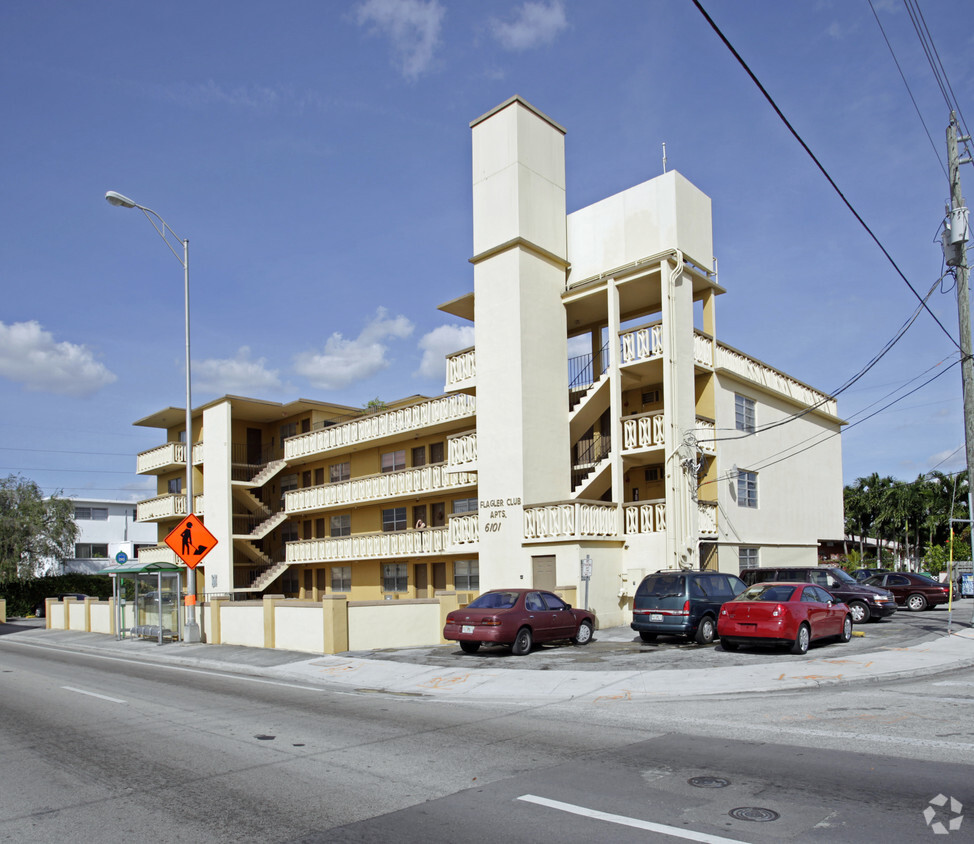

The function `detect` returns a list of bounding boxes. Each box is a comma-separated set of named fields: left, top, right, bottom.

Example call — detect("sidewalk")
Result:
left=4, top=602, right=973, bottom=703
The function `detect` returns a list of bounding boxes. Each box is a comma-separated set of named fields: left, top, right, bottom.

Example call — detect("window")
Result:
left=737, top=470, right=757, bottom=508
left=381, top=449, right=406, bottom=473
left=383, top=562, right=408, bottom=592
left=644, top=466, right=663, bottom=482
left=279, top=421, right=297, bottom=442
left=452, top=498, right=478, bottom=515
left=302, top=470, right=312, bottom=487
left=631, top=488, right=640, bottom=501
left=167, top=478, right=182, bottom=495
left=75, top=543, right=108, bottom=558
left=329, top=462, right=350, bottom=483
left=281, top=570, right=299, bottom=593
left=412, top=445, right=426, bottom=467
left=735, top=394, right=756, bottom=433
left=382, top=507, right=407, bottom=532
left=330, top=514, right=350, bottom=537
left=74, top=507, right=90, bottom=520
left=454, top=560, right=479, bottom=591
left=315, top=518, right=325, bottom=538
left=331, top=565, right=351, bottom=592
left=303, top=520, right=312, bottom=540
left=314, top=467, right=325, bottom=486
left=738, top=546, right=759, bottom=571
left=429, top=441, right=444, bottom=464
left=280, top=522, right=299, bottom=543
left=542, top=592, right=569, bottom=610
left=642, top=388, right=661, bottom=405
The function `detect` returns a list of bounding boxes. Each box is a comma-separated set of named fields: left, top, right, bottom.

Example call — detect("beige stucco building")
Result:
left=132, top=96, right=845, bottom=636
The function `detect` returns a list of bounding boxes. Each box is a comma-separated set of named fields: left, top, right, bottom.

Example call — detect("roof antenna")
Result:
left=662, top=142, right=667, bottom=174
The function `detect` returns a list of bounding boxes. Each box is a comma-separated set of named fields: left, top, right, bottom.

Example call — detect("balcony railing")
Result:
left=622, top=414, right=716, bottom=456
left=694, top=332, right=714, bottom=368
left=523, top=501, right=618, bottom=541
left=450, top=512, right=479, bottom=546
left=137, top=494, right=187, bottom=522
left=136, top=545, right=179, bottom=565
left=623, top=500, right=718, bottom=536
left=285, top=464, right=477, bottom=514
left=284, top=394, right=477, bottom=461
left=620, top=323, right=663, bottom=365
left=136, top=442, right=186, bottom=475
left=285, top=526, right=449, bottom=564
left=445, top=347, right=476, bottom=389
left=447, top=430, right=477, bottom=470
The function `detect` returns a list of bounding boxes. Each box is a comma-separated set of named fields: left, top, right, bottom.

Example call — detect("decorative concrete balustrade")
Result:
left=284, top=394, right=477, bottom=461
left=450, top=513, right=479, bottom=546
left=622, top=414, right=716, bottom=456
left=285, top=465, right=476, bottom=514
left=137, top=494, right=187, bottom=522
left=286, top=526, right=449, bottom=564
left=447, top=430, right=477, bottom=470
left=523, top=501, right=618, bottom=540
left=623, top=500, right=718, bottom=537
left=445, top=347, right=476, bottom=389
left=716, top=344, right=837, bottom=416
left=620, top=323, right=663, bottom=364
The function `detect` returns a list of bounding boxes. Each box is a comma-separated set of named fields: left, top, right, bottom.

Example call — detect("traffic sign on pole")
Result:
left=164, top=515, right=217, bottom=569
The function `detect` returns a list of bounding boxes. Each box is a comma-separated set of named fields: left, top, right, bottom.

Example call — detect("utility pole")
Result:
left=945, top=112, right=973, bottom=626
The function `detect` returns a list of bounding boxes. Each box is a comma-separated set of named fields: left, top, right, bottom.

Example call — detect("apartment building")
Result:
left=58, top=498, right=158, bottom=574
left=132, top=96, right=844, bottom=631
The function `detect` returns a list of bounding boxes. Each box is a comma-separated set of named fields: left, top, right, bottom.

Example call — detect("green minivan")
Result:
left=631, top=570, right=746, bottom=644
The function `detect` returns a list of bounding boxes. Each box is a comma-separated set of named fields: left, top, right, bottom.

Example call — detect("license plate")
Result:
left=649, top=613, right=663, bottom=622
left=461, top=625, right=475, bottom=634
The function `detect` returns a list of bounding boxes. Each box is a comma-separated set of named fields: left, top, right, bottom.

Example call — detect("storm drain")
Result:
left=688, top=776, right=730, bottom=789
left=728, top=807, right=780, bottom=823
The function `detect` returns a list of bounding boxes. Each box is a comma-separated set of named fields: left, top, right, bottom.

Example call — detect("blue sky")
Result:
left=1, top=0, right=972, bottom=502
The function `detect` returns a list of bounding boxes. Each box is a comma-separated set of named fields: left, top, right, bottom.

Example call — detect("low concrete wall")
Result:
left=68, top=600, right=88, bottom=631
left=89, top=600, right=114, bottom=635
left=218, top=603, right=265, bottom=648
left=347, top=600, right=442, bottom=650
left=0, top=598, right=5, bottom=623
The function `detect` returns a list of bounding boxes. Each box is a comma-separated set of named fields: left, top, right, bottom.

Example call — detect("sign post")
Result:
left=580, top=554, right=593, bottom=611
left=164, top=516, right=218, bottom=640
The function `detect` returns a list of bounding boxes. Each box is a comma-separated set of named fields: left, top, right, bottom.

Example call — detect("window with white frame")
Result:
left=75, top=543, right=108, bottom=558
left=383, top=562, right=408, bottom=592
left=330, top=514, right=351, bottom=537
left=329, top=461, right=350, bottom=483
left=382, top=507, right=407, bottom=532
left=739, top=546, right=759, bottom=571
left=75, top=506, right=108, bottom=520
left=454, top=560, right=479, bottom=591
left=167, top=478, right=182, bottom=495
left=452, top=498, right=478, bottom=515
left=737, top=470, right=758, bottom=508
left=381, top=450, right=406, bottom=473
left=331, top=565, right=351, bottom=592
left=735, top=393, right=756, bottom=433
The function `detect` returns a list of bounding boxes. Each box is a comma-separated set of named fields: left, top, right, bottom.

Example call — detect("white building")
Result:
left=60, top=498, right=158, bottom=574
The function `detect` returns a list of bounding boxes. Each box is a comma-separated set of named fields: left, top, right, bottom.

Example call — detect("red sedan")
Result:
left=717, top=582, right=853, bottom=655
left=443, top=589, right=595, bottom=655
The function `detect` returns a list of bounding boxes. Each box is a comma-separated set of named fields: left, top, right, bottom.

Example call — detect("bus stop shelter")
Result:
left=100, top=559, right=184, bottom=644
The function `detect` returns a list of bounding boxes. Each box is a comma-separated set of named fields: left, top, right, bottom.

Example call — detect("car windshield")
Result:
left=829, top=568, right=857, bottom=584
left=738, top=584, right=796, bottom=602
left=467, top=591, right=519, bottom=610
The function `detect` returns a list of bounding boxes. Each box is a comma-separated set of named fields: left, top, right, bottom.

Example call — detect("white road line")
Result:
left=933, top=681, right=974, bottom=687
left=62, top=686, right=127, bottom=704
left=517, top=795, right=751, bottom=844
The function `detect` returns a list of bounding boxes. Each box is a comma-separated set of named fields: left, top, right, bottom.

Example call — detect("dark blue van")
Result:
left=631, top=570, right=746, bottom=644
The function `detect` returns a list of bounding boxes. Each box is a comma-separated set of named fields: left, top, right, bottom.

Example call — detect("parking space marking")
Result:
left=517, top=794, right=752, bottom=843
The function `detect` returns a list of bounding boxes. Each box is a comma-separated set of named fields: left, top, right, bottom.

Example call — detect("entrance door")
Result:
left=247, top=428, right=262, bottom=465
left=415, top=563, right=429, bottom=598
left=532, top=555, right=556, bottom=591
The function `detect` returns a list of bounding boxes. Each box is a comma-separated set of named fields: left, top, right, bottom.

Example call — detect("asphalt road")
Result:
left=1, top=614, right=971, bottom=843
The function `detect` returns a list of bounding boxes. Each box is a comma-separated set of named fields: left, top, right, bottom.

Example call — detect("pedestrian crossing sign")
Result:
left=164, top=514, right=217, bottom=569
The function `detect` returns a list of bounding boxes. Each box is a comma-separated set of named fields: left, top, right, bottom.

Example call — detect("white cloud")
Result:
left=355, top=0, right=445, bottom=80
left=294, top=307, right=415, bottom=390
left=491, top=0, right=567, bottom=51
left=0, top=321, right=116, bottom=398
left=194, top=347, right=284, bottom=395
left=415, top=324, right=475, bottom=380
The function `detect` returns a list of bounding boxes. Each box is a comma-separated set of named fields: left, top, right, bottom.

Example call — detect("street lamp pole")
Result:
left=106, top=190, right=201, bottom=643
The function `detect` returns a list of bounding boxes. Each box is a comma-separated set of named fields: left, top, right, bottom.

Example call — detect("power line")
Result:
left=691, top=0, right=960, bottom=350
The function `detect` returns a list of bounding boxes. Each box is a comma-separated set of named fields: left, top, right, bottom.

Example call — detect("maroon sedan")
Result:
left=444, top=589, right=595, bottom=655
left=717, top=582, right=853, bottom=655
left=863, top=572, right=951, bottom=611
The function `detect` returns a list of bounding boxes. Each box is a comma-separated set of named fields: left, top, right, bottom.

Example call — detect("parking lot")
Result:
left=347, top=600, right=974, bottom=672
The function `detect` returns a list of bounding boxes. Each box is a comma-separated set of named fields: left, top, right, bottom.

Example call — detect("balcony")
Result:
left=447, top=430, right=477, bottom=473
left=621, top=414, right=716, bottom=456
left=450, top=513, right=479, bottom=546
left=137, top=494, right=187, bottom=522
left=623, top=500, right=718, bottom=537
left=285, top=526, right=450, bottom=564
left=523, top=501, right=619, bottom=541
left=136, top=545, right=179, bottom=565
left=284, top=394, right=477, bottom=463
left=445, top=346, right=476, bottom=393
left=285, top=464, right=477, bottom=515
left=136, top=441, right=203, bottom=475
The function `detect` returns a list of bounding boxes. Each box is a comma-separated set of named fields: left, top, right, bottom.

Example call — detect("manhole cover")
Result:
left=688, top=777, right=730, bottom=788
left=729, top=807, right=780, bottom=823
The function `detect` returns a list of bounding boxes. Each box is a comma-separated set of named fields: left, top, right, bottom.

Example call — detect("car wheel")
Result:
left=790, top=623, right=811, bottom=655
left=906, top=593, right=927, bottom=612
left=721, top=639, right=739, bottom=652
left=639, top=631, right=657, bottom=643
left=848, top=601, right=869, bottom=624
left=459, top=641, right=480, bottom=654
left=694, top=616, right=716, bottom=645
left=840, top=614, right=853, bottom=643
left=511, top=627, right=533, bottom=656
left=572, top=620, right=593, bottom=646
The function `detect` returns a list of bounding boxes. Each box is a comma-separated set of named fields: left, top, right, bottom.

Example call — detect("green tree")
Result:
left=0, top=475, right=78, bottom=582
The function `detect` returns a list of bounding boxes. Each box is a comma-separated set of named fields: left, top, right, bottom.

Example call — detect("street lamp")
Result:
left=105, top=190, right=200, bottom=643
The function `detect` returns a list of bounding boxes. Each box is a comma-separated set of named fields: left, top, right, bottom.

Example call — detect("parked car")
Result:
left=739, top=566, right=896, bottom=624
left=34, top=593, right=88, bottom=618
left=862, top=572, right=951, bottom=611
left=139, top=590, right=181, bottom=606
left=718, top=582, right=853, bottom=654
left=852, top=568, right=890, bottom=582
left=630, top=570, right=746, bottom=645
left=443, top=589, right=595, bottom=655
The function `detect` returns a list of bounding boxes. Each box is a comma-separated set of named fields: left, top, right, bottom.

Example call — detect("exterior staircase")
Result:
left=250, top=458, right=287, bottom=487
left=248, top=561, right=289, bottom=592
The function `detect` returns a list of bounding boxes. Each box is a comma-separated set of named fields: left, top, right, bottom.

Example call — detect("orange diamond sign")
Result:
left=165, top=514, right=217, bottom=569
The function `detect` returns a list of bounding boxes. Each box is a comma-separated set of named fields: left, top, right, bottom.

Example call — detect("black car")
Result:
left=853, top=568, right=890, bottom=582
left=739, top=566, right=896, bottom=624
left=631, top=570, right=746, bottom=645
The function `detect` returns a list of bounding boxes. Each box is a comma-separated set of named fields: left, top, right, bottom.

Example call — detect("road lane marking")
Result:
left=517, top=795, right=752, bottom=843
left=62, top=686, right=126, bottom=704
